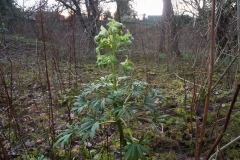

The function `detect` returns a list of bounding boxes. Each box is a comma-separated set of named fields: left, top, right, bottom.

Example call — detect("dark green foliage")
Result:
left=0, top=0, right=15, bottom=15
left=124, top=134, right=151, bottom=160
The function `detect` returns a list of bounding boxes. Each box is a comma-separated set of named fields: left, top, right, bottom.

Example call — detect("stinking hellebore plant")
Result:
left=54, top=19, right=167, bottom=160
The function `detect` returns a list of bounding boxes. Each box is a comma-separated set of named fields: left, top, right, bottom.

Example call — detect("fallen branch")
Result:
left=174, top=73, right=203, bottom=88
left=209, top=135, right=240, bottom=160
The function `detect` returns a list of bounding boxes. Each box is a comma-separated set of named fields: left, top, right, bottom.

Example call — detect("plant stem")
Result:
left=205, top=83, right=240, bottom=159
left=112, top=52, right=117, bottom=90
left=39, top=2, right=55, bottom=158
left=116, top=119, right=126, bottom=148
left=110, top=49, right=126, bottom=151
left=196, top=0, right=215, bottom=159
left=212, top=53, right=239, bottom=90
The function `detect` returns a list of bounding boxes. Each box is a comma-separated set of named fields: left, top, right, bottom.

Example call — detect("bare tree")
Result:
left=181, top=0, right=211, bottom=19
left=159, top=0, right=180, bottom=56
left=56, top=0, right=100, bottom=40
left=215, top=0, right=237, bottom=57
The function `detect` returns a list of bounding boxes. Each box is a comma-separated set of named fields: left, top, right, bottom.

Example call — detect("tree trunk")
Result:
left=159, top=0, right=180, bottom=56
left=85, top=0, right=91, bottom=18
left=88, top=0, right=99, bottom=37
left=115, top=0, right=132, bottom=22
left=71, top=0, right=88, bottom=31
left=116, top=0, right=122, bottom=22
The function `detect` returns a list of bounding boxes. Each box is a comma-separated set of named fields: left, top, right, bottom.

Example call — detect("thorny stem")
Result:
left=39, top=1, right=55, bottom=157
left=196, top=0, right=215, bottom=159
left=205, top=83, right=240, bottom=159
left=190, top=73, right=196, bottom=134
left=0, top=31, right=30, bottom=157
left=0, top=68, right=14, bottom=149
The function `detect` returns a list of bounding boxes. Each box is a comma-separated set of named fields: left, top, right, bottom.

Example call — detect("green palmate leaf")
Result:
left=56, top=134, right=72, bottom=149
left=124, top=134, right=150, bottom=160
left=106, top=97, right=114, bottom=104
left=84, top=83, right=103, bottom=95
left=82, top=129, right=92, bottom=142
left=128, top=105, right=139, bottom=118
left=90, top=99, right=100, bottom=108
left=30, top=155, right=47, bottom=160
left=100, top=99, right=105, bottom=110
left=151, top=122, right=159, bottom=132
left=143, top=89, right=161, bottom=113
left=153, top=114, right=169, bottom=123
left=124, top=144, right=148, bottom=160
left=139, top=144, right=150, bottom=154
left=144, top=95, right=157, bottom=107
left=53, top=124, right=77, bottom=149
left=137, top=145, right=146, bottom=160
left=90, top=98, right=106, bottom=113
left=113, top=106, right=127, bottom=120
left=77, top=114, right=102, bottom=141
left=37, top=155, right=47, bottom=160
left=90, top=121, right=99, bottom=139
left=139, top=134, right=151, bottom=146
left=143, top=97, right=156, bottom=113
left=72, top=95, right=88, bottom=113
left=117, top=76, right=130, bottom=82
left=131, top=80, right=148, bottom=97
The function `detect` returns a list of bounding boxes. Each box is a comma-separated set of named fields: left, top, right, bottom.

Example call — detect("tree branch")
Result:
left=56, top=0, right=76, bottom=13
left=196, top=0, right=216, bottom=159
left=206, top=83, right=240, bottom=159
left=71, top=0, right=87, bottom=30
left=57, top=0, right=87, bottom=31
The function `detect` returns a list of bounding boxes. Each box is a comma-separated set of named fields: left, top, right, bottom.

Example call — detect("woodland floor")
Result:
left=1, top=35, right=240, bottom=160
